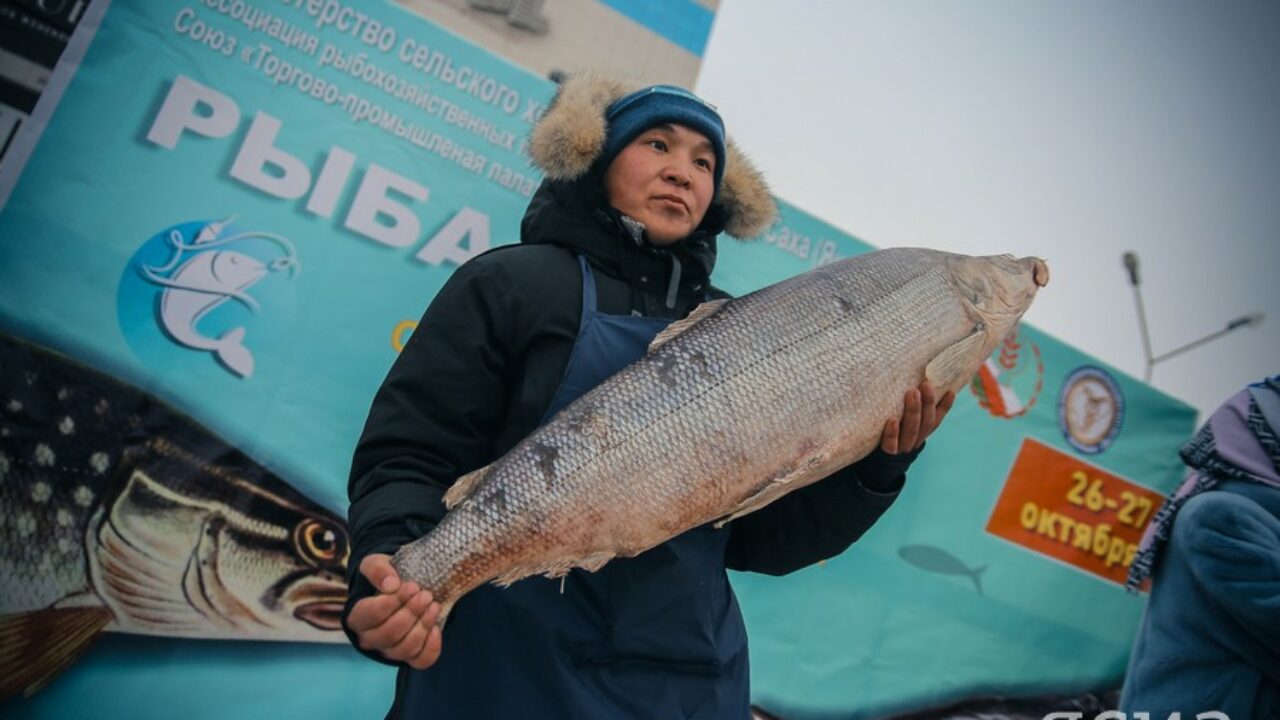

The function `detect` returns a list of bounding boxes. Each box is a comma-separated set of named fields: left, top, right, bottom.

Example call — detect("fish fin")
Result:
left=489, top=551, right=616, bottom=588
left=0, top=607, right=113, bottom=699
left=712, top=488, right=786, bottom=528
left=924, top=325, right=988, bottom=390
left=575, top=551, right=615, bottom=574
left=713, top=456, right=827, bottom=528
left=90, top=469, right=230, bottom=635
left=491, top=559, right=566, bottom=587
left=443, top=464, right=493, bottom=510
left=647, top=299, right=727, bottom=354
left=215, top=330, right=254, bottom=378
left=971, top=565, right=987, bottom=596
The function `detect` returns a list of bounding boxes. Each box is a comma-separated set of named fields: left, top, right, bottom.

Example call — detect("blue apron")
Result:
left=401, top=256, right=750, bottom=719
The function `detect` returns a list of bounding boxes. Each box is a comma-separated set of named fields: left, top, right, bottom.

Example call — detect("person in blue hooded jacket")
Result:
left=1121, top=376, right=1280, bottom=719
left=341, top=74, right=955, bottom=719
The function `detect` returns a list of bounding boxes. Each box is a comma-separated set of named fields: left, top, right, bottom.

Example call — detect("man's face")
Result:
left=603, top=123, right=716, bottom=246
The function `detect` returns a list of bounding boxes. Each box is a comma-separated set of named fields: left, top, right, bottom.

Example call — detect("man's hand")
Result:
left=347, top=553, right=444, bottom=670
left=881, top=380, right=955, bottom=455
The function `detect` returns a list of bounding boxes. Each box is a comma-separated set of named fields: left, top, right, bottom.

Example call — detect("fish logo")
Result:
left=117, top=217, right=298, bottom=379
left=898, top=545, right=988, bottom=595
left=1058, top=366, right=1125, bottom=455
left=968, top=326, right=1044, bottom=419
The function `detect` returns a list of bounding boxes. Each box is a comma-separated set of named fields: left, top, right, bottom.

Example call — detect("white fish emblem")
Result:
left=138, top=217, right=297, bottom=378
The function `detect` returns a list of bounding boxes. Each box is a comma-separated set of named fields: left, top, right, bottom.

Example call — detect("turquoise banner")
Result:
left=1, top=0, right=550, bottom=716
left=0, top=1, right=1196, bottom=718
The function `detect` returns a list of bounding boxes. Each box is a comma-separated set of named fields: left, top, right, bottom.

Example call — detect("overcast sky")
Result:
left=696, top=1, right=1279, bottom=419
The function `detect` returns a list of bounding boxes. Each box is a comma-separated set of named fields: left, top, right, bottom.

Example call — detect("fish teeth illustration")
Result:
left=0, top=333, right=348, bottom=700
left=898, top=544, right=988, bottom=595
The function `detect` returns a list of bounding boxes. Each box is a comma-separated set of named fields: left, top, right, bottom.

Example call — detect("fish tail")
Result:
left=215, top=328, right=254, bottom=378
left=970, top=565, right=987, bottom=596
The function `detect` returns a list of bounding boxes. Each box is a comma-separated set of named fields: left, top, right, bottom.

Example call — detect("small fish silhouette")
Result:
left=898, top=544, right=987, bottom=595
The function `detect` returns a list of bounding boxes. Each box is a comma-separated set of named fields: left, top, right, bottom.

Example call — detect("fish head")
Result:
left=209, top=250, right=269, bottom=291
left=190, top=501, right=351, bottom=641
left=947, top=253, right=1048, bottom=340
left=90, top=438, right=351, bottom=643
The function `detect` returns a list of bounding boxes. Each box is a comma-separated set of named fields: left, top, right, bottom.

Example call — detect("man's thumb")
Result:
left=360, top=553, right=400, bottom=593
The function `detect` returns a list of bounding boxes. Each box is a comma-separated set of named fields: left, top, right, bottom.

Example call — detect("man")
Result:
left=343, top=74, right=954, bottom=718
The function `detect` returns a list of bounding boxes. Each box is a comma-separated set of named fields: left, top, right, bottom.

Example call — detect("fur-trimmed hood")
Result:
left=527, top=74, right=776, bottom=240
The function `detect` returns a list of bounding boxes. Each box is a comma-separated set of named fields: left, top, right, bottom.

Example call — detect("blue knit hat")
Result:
left=599, top=85, right=727, bottom=193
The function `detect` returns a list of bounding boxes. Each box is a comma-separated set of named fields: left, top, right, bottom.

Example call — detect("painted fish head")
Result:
left=947, top=253, right=1048, bottom=340
left=0, top=333, right=350, bottom=645
left=206, top=509, right=351, bottom=637
left=91, top=439, right=350, bottom=642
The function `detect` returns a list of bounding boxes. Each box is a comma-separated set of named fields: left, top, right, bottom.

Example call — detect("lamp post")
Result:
left=1123, top=252, right=1265, bottom=382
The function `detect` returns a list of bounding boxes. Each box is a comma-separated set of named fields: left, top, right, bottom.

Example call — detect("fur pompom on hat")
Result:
left=528, top=74, right=777, bottom=240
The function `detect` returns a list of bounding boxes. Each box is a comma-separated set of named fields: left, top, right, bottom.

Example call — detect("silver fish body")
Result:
left=393, top=248, right=1048, bottom=621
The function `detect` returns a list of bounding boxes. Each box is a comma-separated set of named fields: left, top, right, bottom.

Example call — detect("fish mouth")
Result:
left=294, top=599, right=346, bottom=631
left=284, top=579, right=348, bottom=631
left=1031, top=258, right=1049, bottom=287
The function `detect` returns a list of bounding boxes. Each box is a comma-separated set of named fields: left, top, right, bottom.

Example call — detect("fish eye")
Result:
left=294, top=518, right=349, bottom=567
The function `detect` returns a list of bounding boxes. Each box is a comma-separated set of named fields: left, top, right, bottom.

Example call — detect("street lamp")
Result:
left=1123, top=252, right=1265, bottom=382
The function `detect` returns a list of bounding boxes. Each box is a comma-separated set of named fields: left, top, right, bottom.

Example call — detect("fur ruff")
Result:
left=528, top=74, right=777, bottom=240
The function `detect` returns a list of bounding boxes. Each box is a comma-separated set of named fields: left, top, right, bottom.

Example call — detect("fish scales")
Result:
left=393, top=248, right=1047, bottom=621
left=0, top=333, right=350, bottom=641
left=2, top=333, right=356, bottom=699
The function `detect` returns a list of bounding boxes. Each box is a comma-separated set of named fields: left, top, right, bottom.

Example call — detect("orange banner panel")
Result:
left=986, top=437, right=1165, bottom=586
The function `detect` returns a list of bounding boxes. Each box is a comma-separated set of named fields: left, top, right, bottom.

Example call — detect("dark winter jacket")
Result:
left=342, top=172, right=920, bottom=673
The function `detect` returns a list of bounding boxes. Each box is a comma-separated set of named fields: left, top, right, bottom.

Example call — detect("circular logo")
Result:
left=1058, top=366, right=1125, bottom=454
left=117, top=217, right=299, bottom=379
left=968, top=327, right=1043, bottom=419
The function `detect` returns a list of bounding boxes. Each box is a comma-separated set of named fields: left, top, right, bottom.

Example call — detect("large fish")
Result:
left=392, top=248, right=1049, bottom=623
left=0, top=333, right=349, bottom=699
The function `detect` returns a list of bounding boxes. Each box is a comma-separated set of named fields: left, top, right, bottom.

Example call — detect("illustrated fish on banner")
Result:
left=897, top=545, right=988, bottom=595
left=0, top=334, right=349, bottom=700
left=0, top=0, right=1202, bottom=716
left=117, top=216, right=300, bottom=379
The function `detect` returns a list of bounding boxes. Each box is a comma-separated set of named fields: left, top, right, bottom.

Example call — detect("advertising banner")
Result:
left=0, top=1, right=1197, bottom=717
left=735, top=314, right=1196, bottom=717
